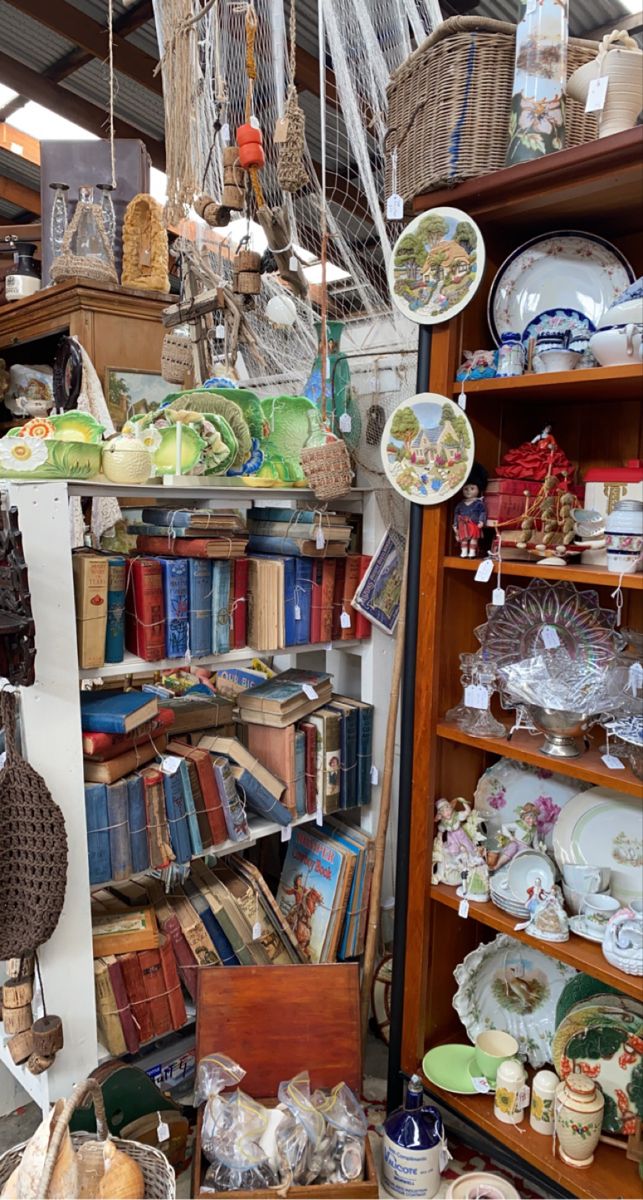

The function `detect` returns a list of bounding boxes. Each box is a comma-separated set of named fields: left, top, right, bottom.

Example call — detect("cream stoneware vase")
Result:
left=567, top=38, right=643, bottom=138
left=555, top=1072, right=604, bottom=1167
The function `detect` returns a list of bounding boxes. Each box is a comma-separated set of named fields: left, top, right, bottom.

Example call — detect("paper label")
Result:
left=386, top=193, right=404, bottom=221
left=316, top=805, right=324, bottom=826
left=492, top=587, right=506, bottom=606
left=464, top=684, right=489, bottom=710
left=340, top=611, right=351, bottom=629
left=602, top=753, right=625, bottom=770
left=586, top=75, right=608, bottom=113
left=252, top=921, right=262, bottom=940
left=339, top=412, right=352, bottom=433
left=458, top=391, right=467, bottom=410
left=215, top=323, right=225, bottom=338
left=474, top=559, right=494, bottom=582
left=294, top=604, right=302, bottom=621
left=274, top=115, right=289, bottom=143
left=628, top=661, right=643, bottom=693
left=382, top=1133, right=442, bottom=1199
left=316, top=526, right=326, bottom=549
left=289, top=255, right=299, bottom=272
left=541, top=625, right=560, bottom=649
left=160, top=756, right=182, bottom=775
left=249, top=114, right=261, bottom=129
left=281, top=824, right=292, bottom=842
left=302, top=683, right=318, bottom=701
left=471, top=1076, right=491, bottom=1094
left=517, top=1085, right=530, bottom=1109
left=439, top=1144, right=451, bottom=1172
left=458, top=898, right=469, bottom=919
left=157, top=1118, right=170, bottom=1143
left=220, top=123, right=230, bottom=144
left=370, top=764, right=379, bottom=786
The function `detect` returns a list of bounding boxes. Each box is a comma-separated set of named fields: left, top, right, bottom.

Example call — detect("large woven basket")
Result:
left=386, top=16, right=599, bottom=199
left=0, top=1079, right=176, bottom=1199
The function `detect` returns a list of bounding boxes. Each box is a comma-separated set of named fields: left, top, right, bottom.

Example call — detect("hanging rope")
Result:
left=243, top=3, right=265, bottom=208
left=107, top=0, right=117, bottom=189
left=277, top=0, right=309, bottom=192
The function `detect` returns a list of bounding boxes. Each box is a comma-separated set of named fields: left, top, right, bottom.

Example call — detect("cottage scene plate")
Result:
left=453, top=933, right=576, bottom=1067
left=474, top=758, right=585, bottom=851
left=488, top=231, right=634, bottom=344
left=389, top=208, right=485, bottom=325
left=552, top=786, right=643, bottom=906
left=553, top=1001, right=643, bottom=1134
left=381, top=394, right=474, bottom=506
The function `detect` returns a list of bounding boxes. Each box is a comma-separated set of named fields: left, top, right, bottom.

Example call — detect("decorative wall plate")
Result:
left=475, top=579, right=622, bottom=669
left=381, top=394, right=474, bottom=506
left=553, top=1000, right=643, bottom=1134
left=474, top=758, right=585, bottom=851
left=453, top=933, right=576, bottom=1068
left=552, top=786, right=643, bottom=906
left=389, top=208, right=485, bottom=325
left=489, top=230, right=634, bottom=344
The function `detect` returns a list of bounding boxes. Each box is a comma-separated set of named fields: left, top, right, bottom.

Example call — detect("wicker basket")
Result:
left=0, top=1079, right=176, bottom=1199
left=300, top=439, right=353, bottom=501
left=161, top=329, right=193, bottom=385
left=386, top=16, right=599, bottom=199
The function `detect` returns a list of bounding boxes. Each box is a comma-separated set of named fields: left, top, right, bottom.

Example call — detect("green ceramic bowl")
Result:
left=0, top=437, right=102, bottom=479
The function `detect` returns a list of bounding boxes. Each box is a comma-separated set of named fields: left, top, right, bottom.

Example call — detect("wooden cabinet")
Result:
left=399, top=128, right=643, bottom=1199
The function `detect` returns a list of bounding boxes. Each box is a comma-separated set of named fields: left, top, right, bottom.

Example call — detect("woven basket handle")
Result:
left=37, top=1079, right=108, bottom=1198
left=1, top=688, right=18, bottom=765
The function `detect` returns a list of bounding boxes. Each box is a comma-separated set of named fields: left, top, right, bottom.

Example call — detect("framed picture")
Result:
left=104, top=368, right=171, bottom=430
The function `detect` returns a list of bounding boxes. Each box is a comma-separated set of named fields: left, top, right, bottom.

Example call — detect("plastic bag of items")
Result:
left=6, top=365, right=54, bottom=417
left=195, top=1053, right=278, bottom=1192
left=279, top=1070, right=368, bottom=1186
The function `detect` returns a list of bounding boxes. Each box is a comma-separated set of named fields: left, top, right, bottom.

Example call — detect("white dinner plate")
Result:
left=552, top=786, right=643, bottom=906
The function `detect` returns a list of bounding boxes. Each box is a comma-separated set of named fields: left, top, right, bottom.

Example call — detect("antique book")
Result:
left=85, top=782, right=111, bottom=885
left=247, top=556, right=284, bottom=650
left=126, top=557, right=165, bottom=662
left=73, top=552, right=109, bottom=670
left=182, top=879, right=239, bottom=966
left=162, top=766, right=192, bottom=865
left=353, top=555, right=373, bottom=639
left=160, top=558, right=189, bottom=659
left=236, top=668, right=332, bottom=717
left=331, top=559, right=347, bottom=642
left=310, top=559, right=336, bottom=644
left=163, top=695, right=234, bottom=736
left=212, top=756, right=251, bottom=842
left=104, top=955, right=139, bottom=1054
left=81, top=690, right=158, bottom=735
left=105, top=779, right=132, bottom=881
left=82, top=708, right=174, bottom=761
left=177, top=758, right=202, bottom=856
left=166, top=741, right=228, bottom=847
left=158, top=933, right=187, bottom=1031
left=208, top=864, right=273, bottom=965
left=94, top=957, right=127, bottom=1057
left=126, top=775, right=148, bottom=875
left=188, top=558, right=212, bottom=658
left=227, top=855, right=304, bottom=963
left=83, top=738, right=166, bottom=785
left=244, top=724, right=296, bottom=814
left=281, top=556, right=298, bottom=647
left=140, top=507, right=246, bottom=531
left=248, top=520, right=351, bottom=543
left=136, top=535, right=246, bottom=558
left=138, top=947, right=173, bottom=1036
left=142, top=767, right=174, bottom=869
left=232, top=558, right=249, bottom=649
left=328, top=701, right=358, bottom=809
left=333, top=694, right=374, bottom=808
left=200, top=735, right=290, bottom=825
left=300, top=721, right=317, bottom=815
left=294, top=729, right=306, bottom=817
left=294, top=557, right=313, bottom=645
left=309, top=707, right=341, bottom=814
left=159, top=911, right=198, bottom=1002
left=339, top=554, right=362, bottom=640
left=246, top=534, right=347, bottom=557
left=168, top=890, right=220, bottom=967
left=92, top=906, right=159, bottom=957
left=120, top=950, right=155, bottom=1043
left=276, top=826, right=348, bottom=963
left=105, top=556, right=126, bottom=664
left=324, top=818, right=373, bottom=959
left=249, top=508, right=348, bottom=526
left=191, top=861, right=266, bottom=967
left=211, top=560, right=233, bottom=654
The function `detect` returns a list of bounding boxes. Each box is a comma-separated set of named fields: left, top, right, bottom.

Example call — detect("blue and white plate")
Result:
left=521, top=308, right=595, bottom=348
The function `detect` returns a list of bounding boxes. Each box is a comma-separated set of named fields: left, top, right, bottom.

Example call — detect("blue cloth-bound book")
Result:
left=294, top=558, right=313, bottom=645
left=178, top=759, right=203, bottom=856
left=294, top=730, right=306, bottom=817
left=127, top=775, right=149, bottom=873
left=160, top=558, right=189, bottom=658
left=85, top=783, right=111, bottom=884
left=105, top=780, right=132, bottom=881
left=233, top=764, right=292, bottom=827
left=163, top=768, right=192, bottom=864
left=357, top=704, right=373, bottom=807
left=141, top=508, right=192, bottom=528
left=211, top=561, right=232, bottom=654
left=105, top=556, right=126, bottom=664
left=80, top=690, right=157, bottom=734
left=248, top=534, right=315, bottom=557
left=188, top=558, right=212, bottom=657
left=182, top=879, right=239, bottom=965
left=330, top=702, right=358, bottom=809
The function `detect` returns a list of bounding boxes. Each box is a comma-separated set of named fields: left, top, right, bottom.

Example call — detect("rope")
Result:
left=107, top=0, right=117, bottom=189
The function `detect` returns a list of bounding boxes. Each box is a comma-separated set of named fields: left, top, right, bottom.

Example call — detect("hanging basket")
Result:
left=277, top=87, right=310, bottom=193
left=300, top=439, right=353, bottom=501
left=161, top=330, right=193, bottom=385
left=0, top=690, right=68, bottom=960
left=50, top=201, right=117, bottom=286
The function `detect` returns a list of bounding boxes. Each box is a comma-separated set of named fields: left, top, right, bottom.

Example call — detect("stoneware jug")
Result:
left=602, top=901, right=643, bottom=976
left=605, top=499, right=643, bottom=574
left=567, top=39, right=643, bottom=138
left=555, top=1072, right=604, bottom=1168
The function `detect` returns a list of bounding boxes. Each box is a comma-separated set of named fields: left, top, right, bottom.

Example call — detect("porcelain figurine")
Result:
left=555, top=1072, right=604, bottom=1168
left=432, top=798, right=485, bottom=887
left=526, top=884, right=569, bottom=943
left=486, top=822, right=534, bottom=873
left=456, top=851, right=490, bottom=903
left=452, top=462, right=488, bottom=558
left=602, top=902, right=643, bottom=975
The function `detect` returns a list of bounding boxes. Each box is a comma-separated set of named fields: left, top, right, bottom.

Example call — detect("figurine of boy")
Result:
left=453, top=462, right=488, bottom=558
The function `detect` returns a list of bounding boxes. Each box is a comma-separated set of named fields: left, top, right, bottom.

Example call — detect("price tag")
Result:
left=316, top=803, right=324, bottom=826
left=370, top=764, right=379, bottom=786
left=302, top=683, right=318, bottom=701
left=439, top=1143, right=451, bottom=1172
left=81, top=677, right=102, bottom=690
left=294, top=604, right=302, bottom=621
left=325, top=642, right=333, bottom=652
left=386, top=193, right=404, bottom=220
left=160, top=755, right=182, bottom=775
left=215, top=323, right=225, bottom=339
left=281, top=824, right=292, bottom=842
left=156, top=1117, right=170, bottom=1144
left=471, top=1076, right=491, bottom=1094
left=464, top=684, right=489, bottom=710
left=541, top=625, right=561, bottom=649
left=252, top=921, right=262, bottom=940
left=492, top=587, right=506, bottom=606
left=458, top=391, right=467, bottom=410
left=289, top=255, right=299, bottom=272
left=474, top=559, right=494, bottom=583
left=602, top=753, right=625, bottom=770
left=220, top=122, right=230, bottom=144
left=458, top=898, right=469, bottom=919
left=517, top=1085, right=531, bottom=1110
left=586, top=75, right=608, bottom=113
left=316, top=526, right=326, bottom=549
left=274, top=116, right=289, bottom=143
left=340, top=611, right=351, bottom=629
left=249, top=114, right=261, bottom=129
left=339, top=412, right=352, bottom=433
left=628, top=661, right=643, bottom=693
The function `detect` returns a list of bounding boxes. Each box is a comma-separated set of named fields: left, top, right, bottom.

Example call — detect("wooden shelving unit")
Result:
left=400, top=130, right=643, bottom=1200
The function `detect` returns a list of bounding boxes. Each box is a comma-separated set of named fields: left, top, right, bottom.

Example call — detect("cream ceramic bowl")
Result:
left=590, top=324, right=642, bottom=366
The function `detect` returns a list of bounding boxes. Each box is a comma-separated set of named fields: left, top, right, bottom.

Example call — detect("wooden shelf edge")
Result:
left=442, top=557, right=643, bottom=590
left=436, top=722, right=643, bottom=797
left=451, top=363, right=643, bottom=396
left=430, top=883, right=643, bottom=1000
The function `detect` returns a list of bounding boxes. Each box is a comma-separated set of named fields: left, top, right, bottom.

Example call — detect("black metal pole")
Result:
left=386, top=323, right=432, bottom=1113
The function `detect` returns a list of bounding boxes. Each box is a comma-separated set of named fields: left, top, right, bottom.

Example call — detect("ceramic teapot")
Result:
left=602, top=901, right=643, bottom=976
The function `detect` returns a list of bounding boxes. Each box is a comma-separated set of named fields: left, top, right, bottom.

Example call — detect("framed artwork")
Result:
left=104, top=368, right=171, bottom=430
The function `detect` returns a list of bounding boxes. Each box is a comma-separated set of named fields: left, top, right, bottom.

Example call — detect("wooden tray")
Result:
left=192, top=963, right=378, bottom=1198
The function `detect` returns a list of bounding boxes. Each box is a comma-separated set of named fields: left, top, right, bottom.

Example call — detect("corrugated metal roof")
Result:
left=0, top=0, right=76, bottom=73
left=0, top=198, right=23, bottom=220
left=60, top=61, right=164, bottom=140
left=463, top=0, right=638, bottom=39
left=61, top=0, right=160, bottom=58
left=0, top=149, right=40, bottom=191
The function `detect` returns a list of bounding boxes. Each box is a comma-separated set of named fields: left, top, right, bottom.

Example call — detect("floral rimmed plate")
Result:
left=552, top=785, right=643, bottom=907
left=453, top=933, right=576, bottom=1068
left=488, top=231, right=634, bottom=345
left=381, top=394, right=474, bottom=506
left=474, top=758, right=586, bottom=851
left=389, top=208, right=485, bottom=325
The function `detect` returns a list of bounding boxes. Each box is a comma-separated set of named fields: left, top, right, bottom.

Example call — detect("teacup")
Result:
left=563, top=864, right=611, bottom=893
left=472, top=1030, right=519, bottom=1084
left=533, top=348, right=581, bottom=373
left=579, top=893, right=620, bottom=932
left=563, top=882, right=608, bottom=916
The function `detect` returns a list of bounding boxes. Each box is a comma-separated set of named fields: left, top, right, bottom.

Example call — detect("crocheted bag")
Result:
left=0, top=690, right=68, bottom=959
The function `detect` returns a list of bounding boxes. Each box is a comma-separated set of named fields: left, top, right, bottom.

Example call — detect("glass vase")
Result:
left=96, top=183, right=116, bottom=252
left=49, top=183, right=69, bottom=265
left=70, top=186, right=111, bottom=267
left=505, top=0, right=569, bottom=166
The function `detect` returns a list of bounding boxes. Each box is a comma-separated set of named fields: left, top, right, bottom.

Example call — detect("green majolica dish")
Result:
left=153, top=424, right=205, bottom=474
left=0, top=436, right=102, bottom=479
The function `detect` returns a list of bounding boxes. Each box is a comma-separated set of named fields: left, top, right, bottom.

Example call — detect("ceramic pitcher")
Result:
left=554, top=1072, right=604, bottom=1167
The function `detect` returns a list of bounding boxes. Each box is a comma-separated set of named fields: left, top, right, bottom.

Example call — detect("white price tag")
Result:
left=220, top=122, right=230, bottom=144
left=289, top=255, right=299, bottom=272
left=302, top=684, right=318, bottom=701
left=458, top=898, right=469, bottom=919
left=541, top=625, right=561, bottom=649
left=602, top=753, right=625, bottom=770
left=249, top=114, right=261, bottom=129
left=386, top=193, right=404, bottom=220
left=458, top=391, right=467, bottom=410
left=252, top=921, right=262, bottom=940
left=316, top=805, right=324, bottom=826
left=586, top=75, right=608, bottom=113
left=281, top=824, right=292, bottom=842
left=464, top=684, right=489, bottom=710
left=156, top=1117, right=170, bottom=1144
left=439, top=1143, right=451, bottom=1172
left=517, top=1085, right=531, bottom=1110
left=160, top=756, right=182, bottom=775
left=471, top=1076, right=491, bottom=1094
left=325, top=642, right=333, bottom=652
left=339, top=412, right=352, bottom=433
left=628, top=661, right=643, bottom=693
left=370, top=764, right=379, bottom=786
left=215, top=324, right=225, bottom=339
left=340, top=611, right=351, bottom=629
left=492, top=587, right=506, bottom=606
left=474, top=559, right=494, bottom=583
left=316, top=527, right=326, bottom=549
left=294, top=604, right=302, bottom=621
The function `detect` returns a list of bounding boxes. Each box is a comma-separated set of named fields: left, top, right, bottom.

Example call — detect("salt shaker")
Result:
left=494, top=1058, right=529, bottom=1125
left=530, top=1069, right=559, bottom=1134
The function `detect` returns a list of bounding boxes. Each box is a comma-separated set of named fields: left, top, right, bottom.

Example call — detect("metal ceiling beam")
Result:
left=295, top=46, right=339, bottom=108
left=3, top=0, right=161, bottom=95
left=586, top=11, right=643, bottom=39
left=0, top=176, right=41, bottom=214
left=0, top=51, right=165, bottom=169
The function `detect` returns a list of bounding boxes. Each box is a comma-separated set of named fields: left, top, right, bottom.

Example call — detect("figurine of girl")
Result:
left=453, top=462, right=488, bottom=558
left=432, top=798, right=485, bottom=887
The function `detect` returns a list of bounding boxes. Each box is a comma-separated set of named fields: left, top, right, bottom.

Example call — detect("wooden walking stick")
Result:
left=360, top=538, right=409, bottom=1044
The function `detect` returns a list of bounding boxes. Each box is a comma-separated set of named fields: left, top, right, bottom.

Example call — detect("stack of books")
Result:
left=247, top=507, right=353, bottom=557
left=237, top=668, right=333, bottom=727
left=130, top=507, right=249, bottom=559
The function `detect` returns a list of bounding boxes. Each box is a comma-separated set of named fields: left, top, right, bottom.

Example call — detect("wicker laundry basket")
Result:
left=0, top=1079, right=176, bottom=1199
left=386, top=16, right=599, bottom=200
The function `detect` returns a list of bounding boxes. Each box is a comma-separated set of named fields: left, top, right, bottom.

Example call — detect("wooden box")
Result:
left=192, top=963, right=379, bottom=1198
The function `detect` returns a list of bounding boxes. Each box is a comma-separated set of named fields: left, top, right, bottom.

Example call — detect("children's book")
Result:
left=105, top=556, right=126, bottom=664
left=276, top=826, right=347, bottom=963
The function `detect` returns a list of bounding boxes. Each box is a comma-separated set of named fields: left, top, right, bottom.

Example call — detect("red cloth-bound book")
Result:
left=105, top=955, right=140, bottom=1054
left=232, top=558, right=249, bottom=649
left=354, top=555, right=372, bottom=639
left=82, top=708, right=174, bottom=761
left=126, top=558, right=165, bottom=661
left=158, top=933, right=187, bottom=1030
left=119, top=951, right=154, bottom=1045
left=160, top=912, right=198, bottom=1002
left=138, top=947, right=173, bottom=1037
left=310, top=561, right=323, bottom=644
left=331, top=559, right=346, bottom=642
left=300, top=721, right=317, bottom=815
left=340, top=554, right=362, bottom=640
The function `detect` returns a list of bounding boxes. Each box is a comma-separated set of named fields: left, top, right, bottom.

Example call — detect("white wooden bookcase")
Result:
left=0, top=479, right=393, bottom=1115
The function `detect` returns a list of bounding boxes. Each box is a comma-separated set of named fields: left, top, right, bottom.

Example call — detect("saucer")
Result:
left=422, top=1044, right=478, bottom=1094
left=570, top=915, right=605, bottom=943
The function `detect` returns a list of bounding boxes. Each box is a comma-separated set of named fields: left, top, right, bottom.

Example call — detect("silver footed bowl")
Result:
left=524, top=705, right=595, bottom=758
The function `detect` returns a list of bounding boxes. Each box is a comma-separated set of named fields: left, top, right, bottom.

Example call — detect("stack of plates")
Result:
left=490, top=867, right=529, bottom=918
